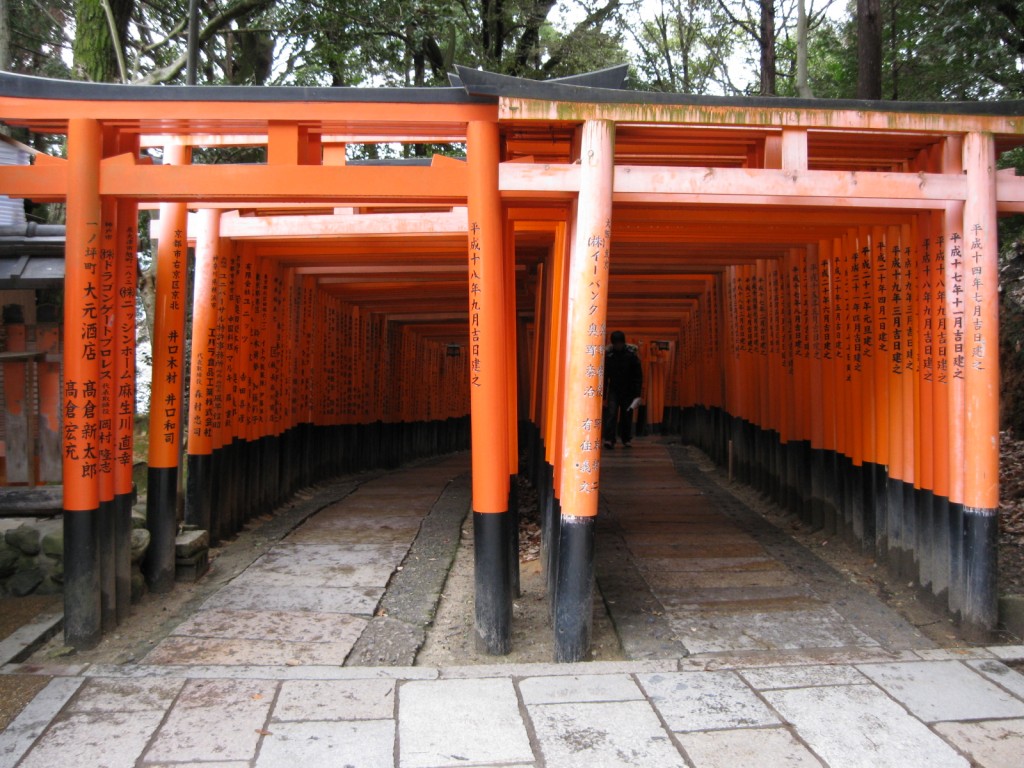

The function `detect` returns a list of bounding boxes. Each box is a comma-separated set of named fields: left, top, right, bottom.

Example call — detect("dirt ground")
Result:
left=0, top=594, right=60, bottom=640
left=998, top=429, right=1024, bottom=596
left=416, top=506, right=624, bottom=665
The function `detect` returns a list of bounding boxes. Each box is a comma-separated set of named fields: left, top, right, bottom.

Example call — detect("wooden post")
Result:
left=186, top=208, right=221, bottom=534
left=63, top=117, right=103, bottom=648
left=466, top=120, right=512, bottom=655
left=114, top=196, right=138, bottom=622
left=555, top=119, right=614, bottom=662
left=945, top=199, right=967, bottom=620
left=961, top=131, right=999, bottom=635
left=144, top=143, right=190, bottom=593
left=98, top=196, right=118, bottom=631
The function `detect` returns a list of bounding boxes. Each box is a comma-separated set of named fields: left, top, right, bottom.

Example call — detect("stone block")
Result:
left=1000, top=595, right=1024, bottom=642
left=142, top=678, right=276, bottom=763
left=637, top=671, right=779, bottom=732
left=175, top=549, right=209, bottom=583
left=272, top=679, right=396, bottom=721
left=7, top=566, right=43, bottom=596
left=4, top=524, right=40, bottom=555
left=130, top=528, right=150, bottom=564
left=519, top=674, right=644, bottom=704
left=398, top=678, right=533, bottom=768
left=18, top=710, right=165, bottom=768
left=738, top=664, right=868, bottom=690
left=256, top=720, right=395, bottom=768
left=0, top=541, right=18, bottom=577
left=175, top=529, right=209, bottom=559
left=39, top=529, right=62, bottom=559
left=675, top=727, right=823, bottom=768
left=857, top=661, right=1024, bottom=722
left=933, top=719, right=1024, bottom=768
left=763, top=684, right=969, bottom=768
left=528, top=700, right=683, bottom=768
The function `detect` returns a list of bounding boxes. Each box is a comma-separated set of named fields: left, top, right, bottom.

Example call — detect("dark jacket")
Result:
left=605, top=346, right=642, bottom=401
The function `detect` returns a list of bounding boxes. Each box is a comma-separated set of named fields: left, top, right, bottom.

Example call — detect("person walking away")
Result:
left=603, top=330, right=642, bottom=449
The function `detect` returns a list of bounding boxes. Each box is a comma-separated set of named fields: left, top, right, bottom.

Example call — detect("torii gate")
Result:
left=0, top=67, right=1022, bottom=661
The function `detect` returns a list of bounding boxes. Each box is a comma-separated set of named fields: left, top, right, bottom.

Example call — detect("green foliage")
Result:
left=804, top=0, right=1024, bottom=101
left=625, top=0, right=741, bottom=93
left=5, top=0, right=73, bottom=78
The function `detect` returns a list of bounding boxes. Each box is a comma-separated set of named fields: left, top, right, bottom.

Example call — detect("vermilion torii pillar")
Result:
left=962, top=131, right=999, bottom=635
left=144, top=143, right=190, bottom=593
left=466, top=120, right=513, bottom=654
left=186, top=208, right=221, bottom=535
left=114, top=195, right=139, bottom=623
left=63, top=117, right=103, bottom=648
left=556, top=119, right=614, bottom=662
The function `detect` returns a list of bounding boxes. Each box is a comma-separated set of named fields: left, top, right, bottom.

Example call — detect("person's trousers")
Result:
left=603, top=393, right=633, bottom=445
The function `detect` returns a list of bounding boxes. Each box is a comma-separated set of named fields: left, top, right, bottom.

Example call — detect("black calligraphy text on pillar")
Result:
left=470, top=221, right=483, bottom=388
left=950, top=233, right=965, bottom=381
left=574, top=221, right=611, bottom=497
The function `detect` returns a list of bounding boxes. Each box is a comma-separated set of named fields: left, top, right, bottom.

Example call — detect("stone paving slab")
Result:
left=518, top=673, right=644, bottom=704
left=857, top=660, right=1024, bottom=722
left=142, top=636, right=359, bottom=666
left=5, top=655, right=1024, bottom=767
left=527, top=700, right=684, bottom=768
left=142, top=678, right=276, bottom=763
left=200, top=583, right=384, bottom=615
left=168, top=608, right=368, bottom=645
left=257, top=542, right=410, bottom=566
left=675, top=727, right=824, bottom=768
left=680, top=647, right=920, bottom=670
left=738, top=664, right=868, bottom=690
left=988, top=644, right=1024, bottom=660
left=398, top=678, right=533, bottom=768
left=241, top=558, right=399, bottom=588
left=669, top=606, right=879, bottom=654
left=143, top=762, right=251, bottom=768
left=255, top=719, right=396, bottom=768
left=763, top=684, right=970, bottom=768
left=636, top=671, right=780, bottom=732
left=0, top=677, right=82, bottom=768
left=967, top=659, right=1024, bottom=700
left=0, top=612, right=62, bottom=666
left=932, top=718, right=1024, bottom=768
left=636, top=556, right=782, bottom=573
left=83, top=663, right=440, bottom=681
left=646, top=569, right=800, bottom=590
left=18, top=710, right=166, bottom=768
left=272, top=679, right=396, bottom=721
left=144, top=763, right=251, bottom=768
left=67, top=677, right=184, bottom=712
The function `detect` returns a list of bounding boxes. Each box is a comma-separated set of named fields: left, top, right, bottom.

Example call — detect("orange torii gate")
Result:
left=0, top=67, right=1022, bottom=660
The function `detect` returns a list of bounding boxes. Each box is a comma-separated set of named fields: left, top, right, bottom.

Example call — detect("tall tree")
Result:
left=757, top=0, right=775, bottom=94
left=628, top=0, right=740, bottom=93
left=73, top=0, right=133, bottom=82
left=796, top=0, right=811, bottom=96
left=856, top=0, right=881, bottom=98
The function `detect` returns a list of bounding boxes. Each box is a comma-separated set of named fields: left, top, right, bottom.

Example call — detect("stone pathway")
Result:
left=2, top=648, right=1024, bottom=767
left=4, top=445, right=1024, bottom=766
left=597, top=440, right=934, bottom=659
left=142, top=456, right=470, bottom=668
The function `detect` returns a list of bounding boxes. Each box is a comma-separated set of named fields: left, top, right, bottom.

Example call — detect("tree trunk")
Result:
left=796, top=0, right=812, bottom=97
left=758, top=0, right=776, bottom=96
left=73, top=0, right=134, bottom=82
left=0, top=0, right=10, bottom=71
left=856, top=0, right=882, bottom=99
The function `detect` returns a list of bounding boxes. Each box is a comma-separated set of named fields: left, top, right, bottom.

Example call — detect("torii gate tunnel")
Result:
left=2, top=67, right=1023, bottom=660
